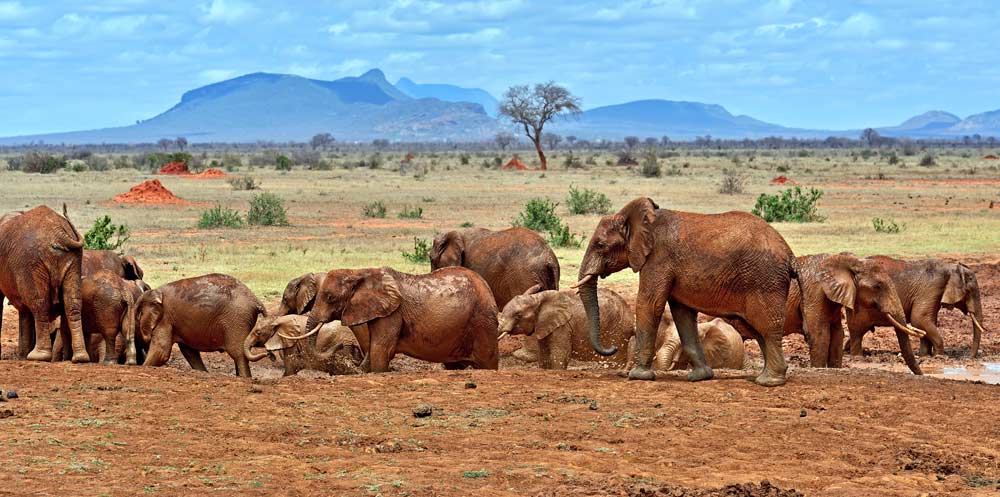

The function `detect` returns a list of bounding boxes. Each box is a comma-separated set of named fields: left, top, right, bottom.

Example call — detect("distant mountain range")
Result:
left=1, top=68, right=999, bottom=144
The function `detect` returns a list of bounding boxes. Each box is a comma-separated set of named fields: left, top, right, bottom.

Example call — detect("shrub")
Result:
left=639, top=148, right=661, bottom=177
left=83, top=215, right=130, bottom=251
left=872, top=217, right=905, bottom=234
left=566, top=185, right=611, bottom=215
left=7, top=152, right=67, bottom=173
left=247, top=193, right=290, bottom=227
left=547, top=223, right=583, bottom=248
left=512, top=198, right=562, bottom=232
left=459, top=221, right=474, bottom=228
left=227, top=175, right=260, bottom=191
left=84, top=155, right=110, bottom=171
left=718, top=168, right=746, bottom=195
left=751, top=187, right=825, bottom=223
left=221, top=153, right=243, bottom=171
left=362, top=201, right=386, bottom=218
left=401, top=237, right=431, bottom=264
left=563, top=151, right=584, bottom=169
left=398, top=206, right=423, bottom=219
left=275, top=154, right=292, bottom=171
left=459, top=154, right=470, bottom=165
left=198, top=205, right=244, bottom=229
left=918, top=153, right=936, bottom=167
left=112, top=155, right=133, bottom=169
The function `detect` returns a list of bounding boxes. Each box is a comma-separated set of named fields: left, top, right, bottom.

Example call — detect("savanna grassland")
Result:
left=0, top=147, right=998, bottom=497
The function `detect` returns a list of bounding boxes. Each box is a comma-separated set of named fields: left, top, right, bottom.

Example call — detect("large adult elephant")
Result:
left=135, top=274, right=266, bottom=377
left=285, top=267, right=499, bottom=372
left=431, top=227, right=559, bottom=362
left=0, top=206, right=89, bottom=362
left=786, top=253, right=925, bottom=372
left=82, top=250, right=144, bottom=280
left=847, top=256, right=988, bottom=359
left=574, top=197, right=798, bottom=387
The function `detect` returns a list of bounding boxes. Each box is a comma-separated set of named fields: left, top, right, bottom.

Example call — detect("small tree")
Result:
left=310, top=133, right=334, bottom=150
left=494, top=132, right=515, bottom=151
left=499, top=82, right=581, bottom=170
left=175, top=137, right=188, bottom=151
left=83, top=215, right=130, bottom=251
left=275, top=154, right=292, bottom=171
left=542, top=132, right=562, bottom=150
left=157, top=138, right=173, bottom=151
left=624, top=136, right=640, bottom=152
left=372, top=138, right=390, bottom=150
left=861, top=128, right=881, bottom=148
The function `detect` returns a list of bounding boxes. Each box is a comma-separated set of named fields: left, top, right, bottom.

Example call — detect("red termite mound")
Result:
left=158, top=162, right=191, bottom=175
left=190, top=168, right=228, bottom=179
left=502, top=157, right=529, bottom=171
left=113, top=179, right=188, bottom=205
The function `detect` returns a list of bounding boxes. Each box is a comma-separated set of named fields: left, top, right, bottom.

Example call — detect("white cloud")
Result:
left=199, top=69, right=237, bottom=82
left=0, top=1, right=30, bottom=20
left=836, top=12, right=879, bottom=38
left=385, top=51, right=425, bottom=64
left=199, top=0, right=258, bottom=25
left=327, top=22, right=349, bottom=35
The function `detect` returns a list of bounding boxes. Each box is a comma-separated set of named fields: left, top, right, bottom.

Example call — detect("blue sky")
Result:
left=0, top=0, right=995, bottom=136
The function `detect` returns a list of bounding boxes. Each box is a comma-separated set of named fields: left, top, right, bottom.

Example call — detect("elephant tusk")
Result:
left=971, top=314, right=988, bottom=334
left=570, top=274, right=593, bottom=289
left=278, top=323, right=322, bottom=341
left=498, top=332, right=508, bottom=341
left=888, top=314, right=924, bottom=338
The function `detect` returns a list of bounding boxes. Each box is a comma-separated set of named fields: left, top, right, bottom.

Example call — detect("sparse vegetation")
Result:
left=718, top=168, right=746, bottom=194
left=918, top=153, right=937, bottom=167
left=872, top=217, right=905, bottom=234
left=639, top=148, right=661, bottom=177
left=227, top=175, right=260, bottom=191
left=247, top=193, right=289, bottom=227
left=752, top=187, right=825, bottom=223
left=362, top=201, right=387, bottom=218
left=275, top=154, right=292, bottom=171
left=6, top=152, right=67, bottom=174
left=401, top=237, right=431, bottom=264
left=566, top=185, right=611, bottom=215
left=198, top=205, right=244, bottom=229
left=83, top=215, right=130, bottom=251
left=512, top=198, right=562, bottom=232
left=397, top=206, right=423, bottom=219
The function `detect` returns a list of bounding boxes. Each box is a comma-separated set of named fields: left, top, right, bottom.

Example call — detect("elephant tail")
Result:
left=544, top=261, right=560, bottom=291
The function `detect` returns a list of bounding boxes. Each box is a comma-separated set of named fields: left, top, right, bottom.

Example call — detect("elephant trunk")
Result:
left=244, top=333, right=268, bottom=363
left=656, top=330, right=681, bottom=370
left=123, top=296, right=138, bottom=366
left=579, top=277, right=618, bottom=356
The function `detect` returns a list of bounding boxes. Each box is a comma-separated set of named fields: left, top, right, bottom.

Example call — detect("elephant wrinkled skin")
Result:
left=576, top=197, right=797, bottom=387
left=655, top=318, right=750, bottom=371
left=275, top=273, right=326, bottom=317
left=298, top=267, right=499, bottom=372
left=82, top=250, right=144, bottom=280
left=135, top=273, right=266, bottom=377
left=245, top=314, right=363, bottom=376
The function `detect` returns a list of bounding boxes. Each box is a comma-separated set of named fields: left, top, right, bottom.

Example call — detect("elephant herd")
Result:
left=0, top=201, right=990, bottom=387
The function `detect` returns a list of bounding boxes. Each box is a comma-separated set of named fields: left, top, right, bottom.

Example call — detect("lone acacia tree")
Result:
left=499, top=82, right=581, bottom=170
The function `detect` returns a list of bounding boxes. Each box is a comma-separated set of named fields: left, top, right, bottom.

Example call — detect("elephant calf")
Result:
left=498, top=287, right=635, bottom=369
left=245, top=314, right=364, bottom=376
left=655, top=318, right=749, bottom=371
left=78, top=271, right=150, bottom=365
left=135, top=274, right=266, bottom=377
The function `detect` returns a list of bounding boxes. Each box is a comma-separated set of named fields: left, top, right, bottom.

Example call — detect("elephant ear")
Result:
left=295, top=274, right=319, bottom=314
left=122, top=256, right=144, bottom=280
left=533, top=294, right=573, bottom=341
left=430, top=231, right=463, bottom=268
left=342, top=269, right=402, bottom=327
left=819, top=258, right=858, bottom=310
left=942, top=263, right=970, bottom=305
left=621, top=197, right=658, bottom=272
left=265, top=316, right=299, bottom=351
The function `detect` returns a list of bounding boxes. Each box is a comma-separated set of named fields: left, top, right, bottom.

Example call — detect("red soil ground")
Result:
left=112, top=179, right=188, bottom=205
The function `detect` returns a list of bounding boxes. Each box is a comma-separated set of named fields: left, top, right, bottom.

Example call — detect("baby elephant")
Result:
left=135, top=274, right=266, bottom=377
left=82, top=270, right=150, bottom=365
left=497, top=287, right=635, bottom=369
left=654, top=318, right=749, bottom=371
left=245, top=314, right=364, bottom=376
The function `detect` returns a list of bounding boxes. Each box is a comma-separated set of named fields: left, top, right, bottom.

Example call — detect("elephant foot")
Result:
left=71, top=351, right=91, bottom=363
left=687, top=366, right=714, bottom=382
left=26, top=348, right=53, bottom=362
left=512, top=348, right=538, bottom=362
left=754, top=371, right=787, bottom=387
left=627, top=366, right=656, bottom=381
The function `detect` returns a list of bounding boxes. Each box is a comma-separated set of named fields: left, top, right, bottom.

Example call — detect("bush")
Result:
left=112, top=155, right=133, bottom=169
left=293, top=150, right=324, bottom=169
left=639, top=149, right=661, bottom=177
left=247, top=193, right=290, bottom=226
left=7, top=152, right=67, bottom=174
left=563, top=151, right=584, bottom=169
left=401, top=237, right=431, bottom=264
left=718, top=168, right=746, bottom=195
left=566, top=185, right=611, bottom=215
left=198, top=205, right=244, bottom=229
left=275, top=154, right=292, bottom=171
left=751, top=187, right=824, bottom=223
left=227, top=175, right=260, bottom=191
left=459, top=154, right=470, bottom=165
left=918, top=153, right=936, bottom=167
left=512, top=198, right=562, bottom=232
left=83, top=215, right=130, bottom=251
left=872, top=217, right=905, bottom=234
left=398, top=206, right=423, bottom=219
left=362, top=201, right=386, bottom=218
left=547, top=223, right=583, bottom=248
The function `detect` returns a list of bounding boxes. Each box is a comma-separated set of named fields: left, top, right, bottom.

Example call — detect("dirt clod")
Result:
left=628, top=480, right=804, bottom=497
left=412, top=403, right=434, bottom=418
left=464, top=381, right=477, bottom=389
left=7, top=390, right=18, bottom=399
left=0, top=409, right=12, bottom=419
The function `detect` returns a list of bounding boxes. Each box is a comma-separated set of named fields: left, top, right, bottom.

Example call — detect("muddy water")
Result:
left=927, top=362, right=1000, bottom=385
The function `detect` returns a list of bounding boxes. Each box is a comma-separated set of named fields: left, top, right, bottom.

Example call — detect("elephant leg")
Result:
left=915, top=318, right=943, bottom=357
left=17, top=311, right=34, bottom=360
left=0, top=292, right=4, bottom=359
left=178, top=344, right=208, bottom=372
left=669, top=301, right=713, bottom=382
left=101, top=335, right=117, bottom=365
left=895, top=329, right=922, bottom=375
left=828, top=321, right=845, bottom=368
left=512, top=336, right=539, bottom=363
left=536, top=336, right=554, bottom=370
left=743, top=300, right=787, bottom=387
left=629, top=279, right=670, bottom=381
left=847, top=327, right=867, bottom=357
left=26, top=305, right=53, bottom=361
left=366, top=316, right=401, bottom=373
left=142, top=326, right=173, bottom=367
